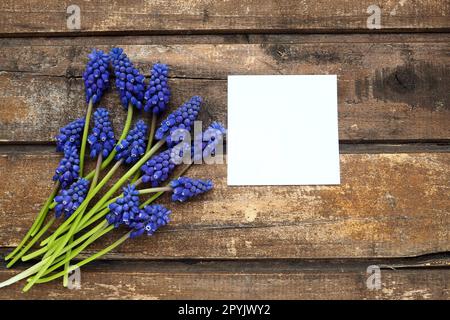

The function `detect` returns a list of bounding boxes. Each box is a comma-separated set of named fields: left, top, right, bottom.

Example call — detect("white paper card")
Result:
left=227, top=75, right=340, bottom=186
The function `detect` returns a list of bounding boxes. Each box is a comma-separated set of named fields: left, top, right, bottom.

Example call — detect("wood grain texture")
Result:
left=0, top=34, right=449, bottom=143
left=0, top=150, right=448, bottom=259
left=0, top=0, right=449, bottom=36
left=0, top=261, right=448, bottom=299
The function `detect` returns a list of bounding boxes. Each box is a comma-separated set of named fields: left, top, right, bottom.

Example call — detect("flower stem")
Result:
left=35, top=231, right=130, bottom=284
left=79, top=98, right=94, bottom=177
left=6, top=217, right=55, bottom=268
left=62, top=236, right=73, bottom=287
left=146, top=114, right=157, bottom=153
left=63, top=153, right=102, bottom=286
left=89, top=153, right=103, bottom=192
left=0, top=258, right=49, bottom=289
left=131, top=114, right=157, bottom=183
left=5, top=181, right=59, bottom=261
left=84, top=104, right=133, bottom=181
left=38, top=223, right=114, bottom=279
left=138, top=186, right=172, bottom=194
left=0, top=222, right=108, bottom=289
left=23, top=208, right=84, bottom=292
left=22, top=220, right=108, bottom=262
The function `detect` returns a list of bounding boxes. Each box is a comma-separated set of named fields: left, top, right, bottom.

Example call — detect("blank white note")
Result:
left=227, top=75, right=340, bottom=186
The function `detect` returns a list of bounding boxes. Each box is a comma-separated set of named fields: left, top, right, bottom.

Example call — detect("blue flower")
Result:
left=55, top=118, right=85, bottom=152
left=170, top=177, right=213, bottom=202
left=53, top=145, right=80, bottom=188
left=82, top=49, right=110, bottom=104
left=88, top=108, right=115, bottom=158
left=54, top=178, right=90, bottom=219
left=140, top=149, right=176, bottom=187
left=144, top=63, right=170, bottom=114
left=129, top=204, right=171, bottom=238
left=154, top=96, right=202, bottom=146
left=115, top=120, right=148, bottom=164
left=106, top=184, right=140, bottom=227
left=110, top=47, right=145, bottom=110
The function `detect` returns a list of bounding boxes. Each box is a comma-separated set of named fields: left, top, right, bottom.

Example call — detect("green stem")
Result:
left=0, top=222, right=107, bottom=289
left=36, top=231, right=129, bottom=284
left=22, top=220, right=108, bottom=262
left=84, top=104, right=133, bottom=181
left=63, top=153, right=102, bottom=286
left=6, top=218, right=55, bottom=268
left=147, top=114, right=157, bottom=153
left=62, top=236, right=73, bottom=287
left=5, top=182, right=59, bottom=261
left=89, top=153, right=103, bottom=193
left=23, top=207, right=84, bottom=292
left=0, top=258, right=49, bottom=289
left=38, top=224, right=114, bottom=280
left=138, top=186, right=172, bottom=194
left=131, top=114, right=157, bottom=183
left=79, top=98, right=94, bottom=177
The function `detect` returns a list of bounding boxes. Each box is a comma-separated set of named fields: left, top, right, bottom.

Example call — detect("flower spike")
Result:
left=144, top=63, right=170, bottom=115
left=88, top=108, right=115, bottom=158
left=115, top=120, right=148, bottom=164
left=53, top=145, right=80, bottom=189
left=54, top=179, right=90, bottom=219
left=155, top=96, right=202, bottom=146
left=83, top=49, right=110, bottom=104
left=110, top=47, right=145, bottom=110
left=140, top=148, right=180, bottom=187
left=106, top=184, right=140, bottom=227
left=129, top=204, right=171, bottom=238
left=55, top=118, right=85, bottom=152
left=170, top=177, right=213, bottom=202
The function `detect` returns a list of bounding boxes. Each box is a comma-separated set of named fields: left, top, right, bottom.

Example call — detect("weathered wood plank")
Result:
left=0, top=150, right=448, bottom=259
left=0, top=261, right=448, bottom=299
left=0, top=35, right=449, bottom=142
left=0, top=0, right=449, bottom=36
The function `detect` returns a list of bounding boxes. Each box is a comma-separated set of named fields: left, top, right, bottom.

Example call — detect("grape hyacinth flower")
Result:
left=55, top=118, right=85, bottom=152
left=54, top=179, right=90, bottom=219
left=110, top=47, right=145, bottom=110
left=106, top=184, right=140, bottom=227
left=53, top=145, right=80, bottom=188
left=88, top=108, right=115, bottom=158
left=144, top=63, right=170, bottom=114
left=115, top=120, right=148, bottom=164
left=140, top=149, right=176, bottom=187
left=155, top=96, right=202, bottom=146
left=129, top=204, right=171, bottom=238
left=82, top=49, right=110, bottom=104
left=170, top=177, right=213, bottom=202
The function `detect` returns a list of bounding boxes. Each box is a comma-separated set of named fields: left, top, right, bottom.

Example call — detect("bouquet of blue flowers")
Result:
left=1, top=48, right=226, bottom=292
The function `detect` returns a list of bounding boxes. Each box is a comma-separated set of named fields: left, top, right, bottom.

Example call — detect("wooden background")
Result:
left=0, top=0, right=449, bottom=299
